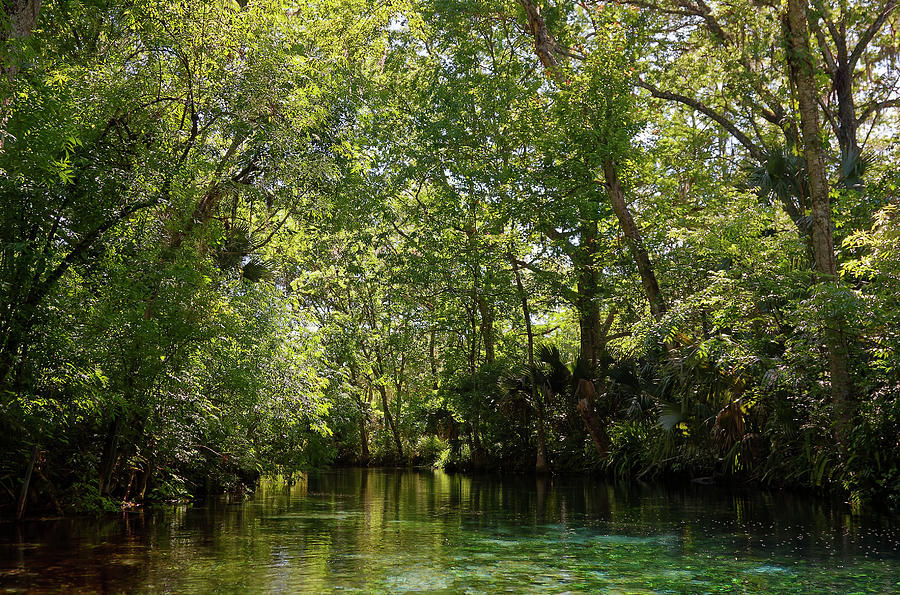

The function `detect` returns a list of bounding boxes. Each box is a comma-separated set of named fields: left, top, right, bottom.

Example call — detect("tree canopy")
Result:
left=1, top=0, right=899, bottom=514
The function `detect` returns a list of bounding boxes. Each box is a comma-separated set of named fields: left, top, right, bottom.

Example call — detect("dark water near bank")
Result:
left=1, top=469, right=898, bottom=593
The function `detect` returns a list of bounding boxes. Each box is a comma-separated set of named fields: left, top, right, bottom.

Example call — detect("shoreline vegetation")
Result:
left=2, top=0, right=899, bottom=519
left=8, top=466, right=881, bottom=523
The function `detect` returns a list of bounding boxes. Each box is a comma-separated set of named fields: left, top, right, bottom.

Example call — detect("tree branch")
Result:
left=849, top=1, right=898, bottom=71
left=808, top=15, right=837, bottom=74
left=676, top=0, right=731, bottom=43
left=26, top=198, right=159, bottom=309
left=857, top=97, right=900, bottom=125
left=513, top=257, right=580, bottom=303
left=637, top=79, right=765, bottom=161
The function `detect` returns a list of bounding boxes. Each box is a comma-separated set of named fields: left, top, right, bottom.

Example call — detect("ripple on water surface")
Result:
left=0, top=469, right=898, bottom=593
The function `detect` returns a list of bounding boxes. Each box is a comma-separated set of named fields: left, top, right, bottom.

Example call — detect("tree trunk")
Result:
left=476, top=294, right=495, bottom=366
left=576, top=292, right=601, bottom=366
left=0, top=324, right=25, bottom=390
left=518, top=0, right=561, bottom=70
left=360, top=385, right=371, bottom=462
left=16, top=445, right=38, bottom=520
left=138, top=461, right=153, bottom=501
left=833, top=61, right=859, bottom=166
left=1, top=0, right=42, bottom=149
left=394, top=371, right=405, bottom=458
left=467, top=304, right=477, bottom=377
left=575, top=379, right=610, bottom=457
left=534, top=400, right=549, bottom=475
left=359, top=413, right=370, bottom=462
left=575, top=267, right=600, bottom=366
left=786, top=0, right=855, bottom=437
left=603, top=161, right=667, bottom=320
left=0, top=0, right=41, bottom=50
left=470, top=413, right=485, bottom=468
left=510, top=251, right=549, bottom=473
left=519, top=0, right=608, bottom=365
left=377, top=384, right=403, bottom=461
left=428, top=328, right=439, bottom=383
left=98, top=416, right=120, bottom=496
left=518, top=0, right=667, bottom=338
left=814, top=2, right=899, bottom=169
left=36, top=468, right=62, bottom=515
left=574, top=220, right=603, bottom=366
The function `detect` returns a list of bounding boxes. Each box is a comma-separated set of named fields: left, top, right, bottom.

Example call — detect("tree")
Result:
left=786, top=0, right=854, bottom=435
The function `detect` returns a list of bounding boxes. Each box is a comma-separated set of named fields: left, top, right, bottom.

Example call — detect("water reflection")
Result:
left=1, top=469, right=898, bottom=593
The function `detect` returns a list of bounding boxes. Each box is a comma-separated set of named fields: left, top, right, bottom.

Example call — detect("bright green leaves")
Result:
left=0, top=0, right=364, bottom=507
left=1, top=0, right=899, bottom=511
left=548, top=4, right=648, bottom=166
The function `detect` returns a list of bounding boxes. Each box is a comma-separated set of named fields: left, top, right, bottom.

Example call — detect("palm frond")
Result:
left=840, top=149, right=872, bottom=189
left=241, top=257, right=275, bottom=282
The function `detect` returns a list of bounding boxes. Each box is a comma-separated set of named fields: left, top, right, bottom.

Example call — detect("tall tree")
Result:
left=517, top=0, right=668, bottom=338
left=786, top=0, right=855, bottom=433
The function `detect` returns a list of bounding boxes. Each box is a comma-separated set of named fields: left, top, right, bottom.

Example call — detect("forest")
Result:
left=1, top=0, right=898, bottom=517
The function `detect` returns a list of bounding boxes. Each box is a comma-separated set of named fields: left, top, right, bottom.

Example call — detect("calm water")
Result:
left=1, top=469, right=898, bottom=593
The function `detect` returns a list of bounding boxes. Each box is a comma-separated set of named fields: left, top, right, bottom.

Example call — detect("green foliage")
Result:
left=603, top=421, right=653, bottom=478
left=1, top=0, right=899, bottom=516
left=65, top=481, right=121, bottom=515
left=413, top=435, right=451, bottom=469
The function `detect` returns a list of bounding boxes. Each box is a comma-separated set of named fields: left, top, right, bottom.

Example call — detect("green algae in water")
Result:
left=0, top=469, right=898, bottom=593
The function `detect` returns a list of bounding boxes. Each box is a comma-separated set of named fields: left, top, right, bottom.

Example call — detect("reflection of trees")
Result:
left=1, top=470, right=896, bottom=591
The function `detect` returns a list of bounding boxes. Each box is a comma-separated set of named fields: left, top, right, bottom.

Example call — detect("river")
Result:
left=1, top=468, right=898, bottom=593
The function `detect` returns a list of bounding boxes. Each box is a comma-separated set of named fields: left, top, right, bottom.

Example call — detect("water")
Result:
left=1, top=469, right=898, bottom=593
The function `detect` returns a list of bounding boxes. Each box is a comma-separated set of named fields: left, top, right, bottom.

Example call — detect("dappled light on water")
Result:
left=1, top=469, right=898, bottom=593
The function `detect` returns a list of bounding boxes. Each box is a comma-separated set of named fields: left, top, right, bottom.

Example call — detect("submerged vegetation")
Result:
left=1, top=0, right=898, bottom=515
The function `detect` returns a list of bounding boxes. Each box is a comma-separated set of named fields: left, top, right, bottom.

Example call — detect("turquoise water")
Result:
left=1, top=469, right=898, bottom=593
